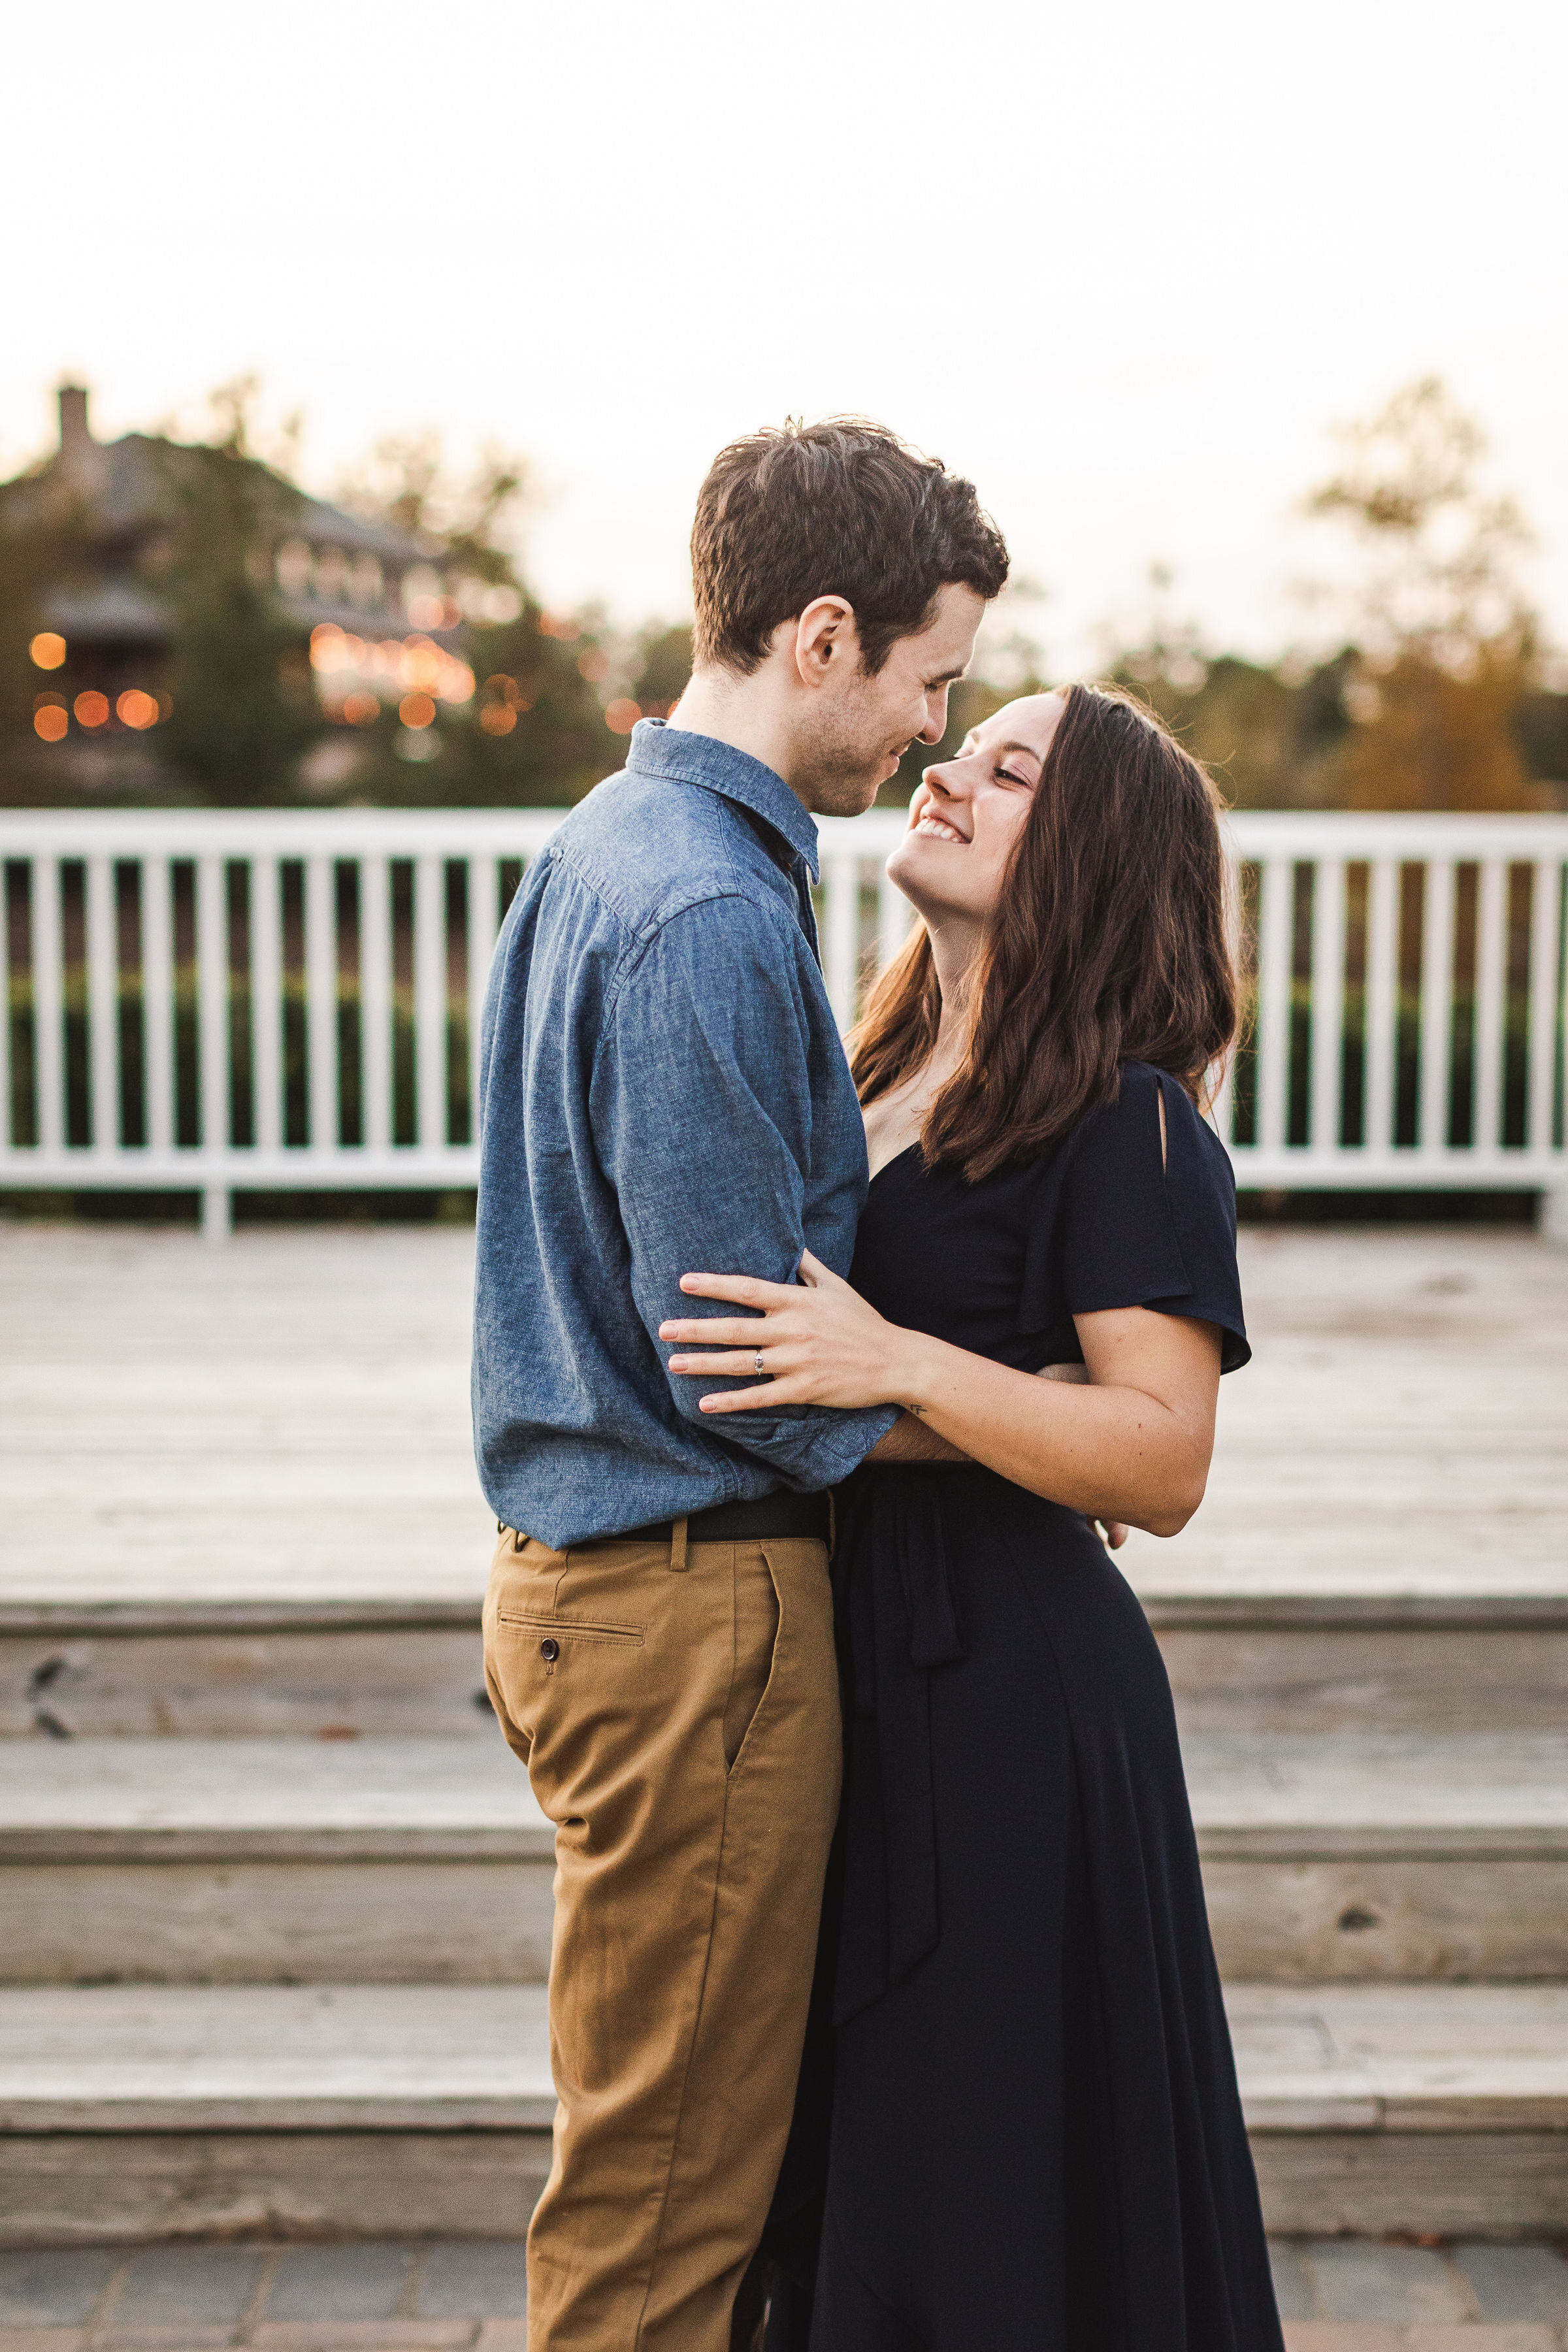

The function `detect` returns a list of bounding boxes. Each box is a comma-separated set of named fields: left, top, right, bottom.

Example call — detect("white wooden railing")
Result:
left=1, top=808, right=1565, bottom=1235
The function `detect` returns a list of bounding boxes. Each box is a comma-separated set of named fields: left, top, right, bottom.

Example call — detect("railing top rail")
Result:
left=1, top=804, right=1565, bottom=860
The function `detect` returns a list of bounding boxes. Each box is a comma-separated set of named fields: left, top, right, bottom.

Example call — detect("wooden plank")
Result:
left=0, top=1984, right=555, bottom=2130
left=0, top=1861, right=555, bottom=1987
left=0, top=2130, right=549, bottom=2246
left=0, top=1739, right=551, bottom=1854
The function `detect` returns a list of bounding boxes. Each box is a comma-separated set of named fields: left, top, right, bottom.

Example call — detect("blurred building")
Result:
left=2, top=385, right=482, bottom=789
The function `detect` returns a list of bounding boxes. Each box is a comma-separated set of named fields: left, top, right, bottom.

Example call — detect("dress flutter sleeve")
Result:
left=1022, top=1061, right=1250, bottom=1372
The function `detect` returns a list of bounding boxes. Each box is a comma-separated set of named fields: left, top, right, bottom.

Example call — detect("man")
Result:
left=472, top=418, right=1008, bottom=2351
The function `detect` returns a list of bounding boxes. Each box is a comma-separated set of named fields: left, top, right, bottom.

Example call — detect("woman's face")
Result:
left=886, top=691, right=1067, bottom=926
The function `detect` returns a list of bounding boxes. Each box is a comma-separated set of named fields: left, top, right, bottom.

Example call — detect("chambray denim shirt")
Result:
left=471, top=720, right=898, bottom=1549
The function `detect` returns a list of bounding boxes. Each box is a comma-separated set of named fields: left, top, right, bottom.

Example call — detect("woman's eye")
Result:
left=996, top=766, right=1030, bottom=788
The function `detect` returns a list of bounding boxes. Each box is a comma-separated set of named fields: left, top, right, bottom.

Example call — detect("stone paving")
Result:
left=5, top=2240, right=1568, bottom=2349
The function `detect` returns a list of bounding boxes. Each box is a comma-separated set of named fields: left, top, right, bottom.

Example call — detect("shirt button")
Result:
left=540, top=1638, right=560, bottom=1663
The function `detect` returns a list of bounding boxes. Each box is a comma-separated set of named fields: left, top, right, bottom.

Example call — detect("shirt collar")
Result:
left=625, top=718, right=821, bottom=881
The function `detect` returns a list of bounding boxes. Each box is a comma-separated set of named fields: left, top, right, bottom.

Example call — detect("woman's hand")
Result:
left=661, top=1250, right=919, bottom=1414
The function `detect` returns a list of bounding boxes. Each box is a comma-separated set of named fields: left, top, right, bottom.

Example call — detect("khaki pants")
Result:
left=483, top=1522, right=842, bottom=2352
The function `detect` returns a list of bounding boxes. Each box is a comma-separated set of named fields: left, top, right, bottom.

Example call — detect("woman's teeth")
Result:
left=915, top=814, right=964, bottom=843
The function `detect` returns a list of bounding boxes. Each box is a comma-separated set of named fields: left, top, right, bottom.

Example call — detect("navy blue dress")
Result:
left=766, top=1062, right=1282, bottom=2352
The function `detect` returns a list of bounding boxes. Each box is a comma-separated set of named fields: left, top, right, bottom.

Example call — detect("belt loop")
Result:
left=670, top=1516, right=689, bottom=1574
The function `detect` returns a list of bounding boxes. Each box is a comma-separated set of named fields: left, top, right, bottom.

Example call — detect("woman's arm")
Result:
left=661, top=1253, right=1219, bottom=1538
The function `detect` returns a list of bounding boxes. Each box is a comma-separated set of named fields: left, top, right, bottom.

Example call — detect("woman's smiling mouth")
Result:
left=913, top=812, right=966, bottom=844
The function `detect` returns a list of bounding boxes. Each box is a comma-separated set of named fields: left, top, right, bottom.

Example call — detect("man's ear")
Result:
left=791, top=595, right=860, bottom=691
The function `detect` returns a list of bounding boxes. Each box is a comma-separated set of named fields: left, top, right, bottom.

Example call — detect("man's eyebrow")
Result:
left=924, top=664, right=969, bottom=685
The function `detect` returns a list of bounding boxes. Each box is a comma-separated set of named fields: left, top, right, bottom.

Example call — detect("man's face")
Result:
left=794, top=583, right=987, bottom=817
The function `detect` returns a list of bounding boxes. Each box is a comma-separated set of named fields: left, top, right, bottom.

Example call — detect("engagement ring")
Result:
left=755, top=1350, right=766, bottom=1375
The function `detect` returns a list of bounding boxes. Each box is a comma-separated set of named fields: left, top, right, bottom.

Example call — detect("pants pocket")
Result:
left=493, top=1611, right=644, bottom=1650
left=723, top=1543, right=781, bottom=1771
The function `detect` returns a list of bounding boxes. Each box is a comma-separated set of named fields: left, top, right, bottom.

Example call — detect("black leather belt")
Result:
left=593, top=1492, right=830, bottom=1546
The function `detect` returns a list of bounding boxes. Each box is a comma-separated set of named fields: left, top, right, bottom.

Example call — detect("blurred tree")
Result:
left=331, top=438, right=618, bottom=806
left=155, top=437, right=323, bottom=806
left=631, top=623, right=693, bottom=716
left=1303, top=377, right=1544, bottom=811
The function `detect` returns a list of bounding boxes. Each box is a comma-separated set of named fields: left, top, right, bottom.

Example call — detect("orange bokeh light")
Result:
left=74, top=691, right=110, bottom=728
left=117, top=689, right=159, bottom=730
left=576, top=647, right=610, bottom=684
left=399, top=692, right=437, bottom=729
left=30, top=632, right=67, bottom=670
left=480, top=702, right=517, bottom=736
left=604, top=698, right=641, bottom=736
left=343, top=691, right=381, bottom=725
left=34, top=705, right=69, bottom=742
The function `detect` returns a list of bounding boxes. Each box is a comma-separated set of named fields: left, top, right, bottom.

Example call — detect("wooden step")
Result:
left=8, top=1732, right=1566, bottom=1987
left=1188, top=1733, right=1568, bottom=1983
left=0, top=1603, right=493, bottom=1740
left=1, top=1982, right=1564, bottom=2244
left=0, top=1741, right=553, bottom=1985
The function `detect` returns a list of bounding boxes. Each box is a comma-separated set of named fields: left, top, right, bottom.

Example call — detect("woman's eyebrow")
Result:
left=993, top=740, right=1043, bottom=766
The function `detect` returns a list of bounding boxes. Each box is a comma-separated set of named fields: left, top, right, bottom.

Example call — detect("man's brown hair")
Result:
left=690, top=417, right=1009, bottom=677
left=851, top=684, right=1237, bottom=1179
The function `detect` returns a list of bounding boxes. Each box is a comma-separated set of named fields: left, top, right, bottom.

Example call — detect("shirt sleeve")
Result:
left=1024, top=1062, right=1250, bottom=1372
left=593, top=894, right=898, bottom=1487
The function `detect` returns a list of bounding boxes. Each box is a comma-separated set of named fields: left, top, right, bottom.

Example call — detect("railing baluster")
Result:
left=31, top=855, right=63, bottom=1153
left=1256, top=858, right=1292, bottom=1154
left=1363, top=858, right=1400, bottom=1154
left=250, top=857, right=282, bottom=1154
left=1419, top=859, right=1455, bottom=1157
left=825, top=855, right=858, bottom=1030
left=195, top=856, right=229, bottom=1233
left=1309, top=858, right=1347, bottom=1154
left=305, top=855, right=338, bottom=1153
left=1473, top=858, right=1508, bottom=1154
left=86, top=855, right=118, bottom=1156
left=1527, top=858, right=1562, bottom=1157
left=361, top=855, right=392, bottom=1152
left=414, top=853, right=444, bottom=1150
left=142, top=857, right=174, bottom=1154
left=468, top=855, right=500, bottom=1146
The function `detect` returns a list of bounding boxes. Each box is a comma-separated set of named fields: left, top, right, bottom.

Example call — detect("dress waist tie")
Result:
left=832, top=1471, right=967, bottom=2027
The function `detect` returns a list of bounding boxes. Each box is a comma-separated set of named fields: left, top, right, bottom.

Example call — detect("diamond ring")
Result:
left=755, top=1350, right=766, bottom=1375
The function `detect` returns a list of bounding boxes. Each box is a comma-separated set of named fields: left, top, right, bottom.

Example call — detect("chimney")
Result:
left=57, top=384, right=93, bottom=457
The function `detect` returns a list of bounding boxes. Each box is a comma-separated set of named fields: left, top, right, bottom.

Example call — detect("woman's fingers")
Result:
left=666, top=1350, right=774, bottom=1375
left=659, top=1316, right=784, bottom=1343
left=678, top=1271, right=790, bottom=1307
left=698, top=1381, right=801, bottom=1413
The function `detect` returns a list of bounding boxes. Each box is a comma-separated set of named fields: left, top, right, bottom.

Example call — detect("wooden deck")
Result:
left=1, top=1218, right=1563, bottom=1613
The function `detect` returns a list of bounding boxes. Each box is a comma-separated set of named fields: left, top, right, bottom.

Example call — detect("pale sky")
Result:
left=5, top=0, right=1565, bottom=677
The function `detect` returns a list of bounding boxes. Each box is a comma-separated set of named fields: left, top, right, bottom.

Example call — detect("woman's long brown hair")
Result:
left=849, top=683, right=1237, bottom=1182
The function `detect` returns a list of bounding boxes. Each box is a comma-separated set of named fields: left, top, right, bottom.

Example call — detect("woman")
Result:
left=661, top=683, right=1283, bottom=2350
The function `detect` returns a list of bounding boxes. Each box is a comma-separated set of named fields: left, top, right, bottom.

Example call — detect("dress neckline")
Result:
left=866, top=1139, right=921, bottom=1189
